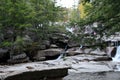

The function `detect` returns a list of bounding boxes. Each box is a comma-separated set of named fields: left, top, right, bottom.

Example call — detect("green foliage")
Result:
left=48, top=25, right=67, bottom=33
left=1, top=41, right=12, bottom=47
left=70, top=9, right=80, bottom=22
left=81, top=0, right=120, bottom=33
left=13, top=36, right=25, bottom=53
left=0, top=0, right=62, bottom=54
left=70, top=0, right=120, bottom=47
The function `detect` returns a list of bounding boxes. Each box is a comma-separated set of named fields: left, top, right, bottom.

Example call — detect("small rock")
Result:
left=50, top=44, right=59, bottom=48
left=26, top=66, right=34, bottom=69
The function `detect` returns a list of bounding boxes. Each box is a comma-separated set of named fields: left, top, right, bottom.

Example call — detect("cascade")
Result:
left=112, top=41, right=120, bottom=62
left=56, top=45, right=68, bottom=60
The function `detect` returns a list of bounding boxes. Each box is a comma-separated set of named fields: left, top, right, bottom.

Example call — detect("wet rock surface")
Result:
left=34, top=48, right=63, bottom=61
left=0, top=54, right=120, bottom=80
left=62, top=55, right=120, bottom=80
left=0, top=43, right=119, bottom=80
left=0, top=61, right=69, bottom=80
left=64, top=71, right=120, bottom=80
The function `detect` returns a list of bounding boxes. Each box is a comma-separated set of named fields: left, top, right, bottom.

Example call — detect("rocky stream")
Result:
left=0, top=32, right=120, bottom=80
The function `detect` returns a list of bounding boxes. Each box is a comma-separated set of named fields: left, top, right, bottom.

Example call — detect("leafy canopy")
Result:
left=69, top=0, right=120, bottom=47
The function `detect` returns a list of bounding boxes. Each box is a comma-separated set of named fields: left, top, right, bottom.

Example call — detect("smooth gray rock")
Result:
left=0, top=61, right=69, bottom=80
left=50, top=44, right=59, bottom=48
left=1, top=52, right=120, bottom=80
left=34, top=48, right=63, bottom=61
left=64, top=71, right=120, bottom=80
left=42, top=49, right=63, bottom=56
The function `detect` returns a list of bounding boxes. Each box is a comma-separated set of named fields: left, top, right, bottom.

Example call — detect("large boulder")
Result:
left=0, top=61, right=69, bottom=80
left=34, top=48, right=63, bottom=61
left=66, top=47, right=83, bottom=56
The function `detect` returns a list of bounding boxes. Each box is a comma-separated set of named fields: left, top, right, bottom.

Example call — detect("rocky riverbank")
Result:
left=0, top=52, right=120, bottom=80
left=0, top=31, right=119, bottom=80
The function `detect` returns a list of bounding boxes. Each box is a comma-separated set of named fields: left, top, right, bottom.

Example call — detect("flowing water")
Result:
left=112, top=46, right=120, bottom=62
left=111, top=45, right=120, bottom=71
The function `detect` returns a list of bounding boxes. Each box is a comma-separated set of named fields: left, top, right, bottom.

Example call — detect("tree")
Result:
left=0, top=0, right=62, bottom=55
left=28, top=0, right=62, bottom=41
left=70, top=0, right=120, bottom=48
left=80, top=0, right=120, bottom=34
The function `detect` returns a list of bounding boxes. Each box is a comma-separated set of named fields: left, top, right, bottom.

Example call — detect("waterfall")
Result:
left=112, top=43, right=120, bottom=70
left=112, top=46, right=120, bottom=62
left=66, top=27, right=74, bottom=34
left=0, top=75, right=6, bottom=80
left=56, top=45, right=68, bottom=60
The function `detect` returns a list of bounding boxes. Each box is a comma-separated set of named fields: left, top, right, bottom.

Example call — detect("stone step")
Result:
left=0, top=61, right=69, bottom=80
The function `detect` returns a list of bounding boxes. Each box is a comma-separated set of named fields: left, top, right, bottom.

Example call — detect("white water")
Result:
left=112, top=46, right=120, bottom=62
left=66, top=27, right=74, bottom=34
left=56, top=53, right=64, bottom=60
